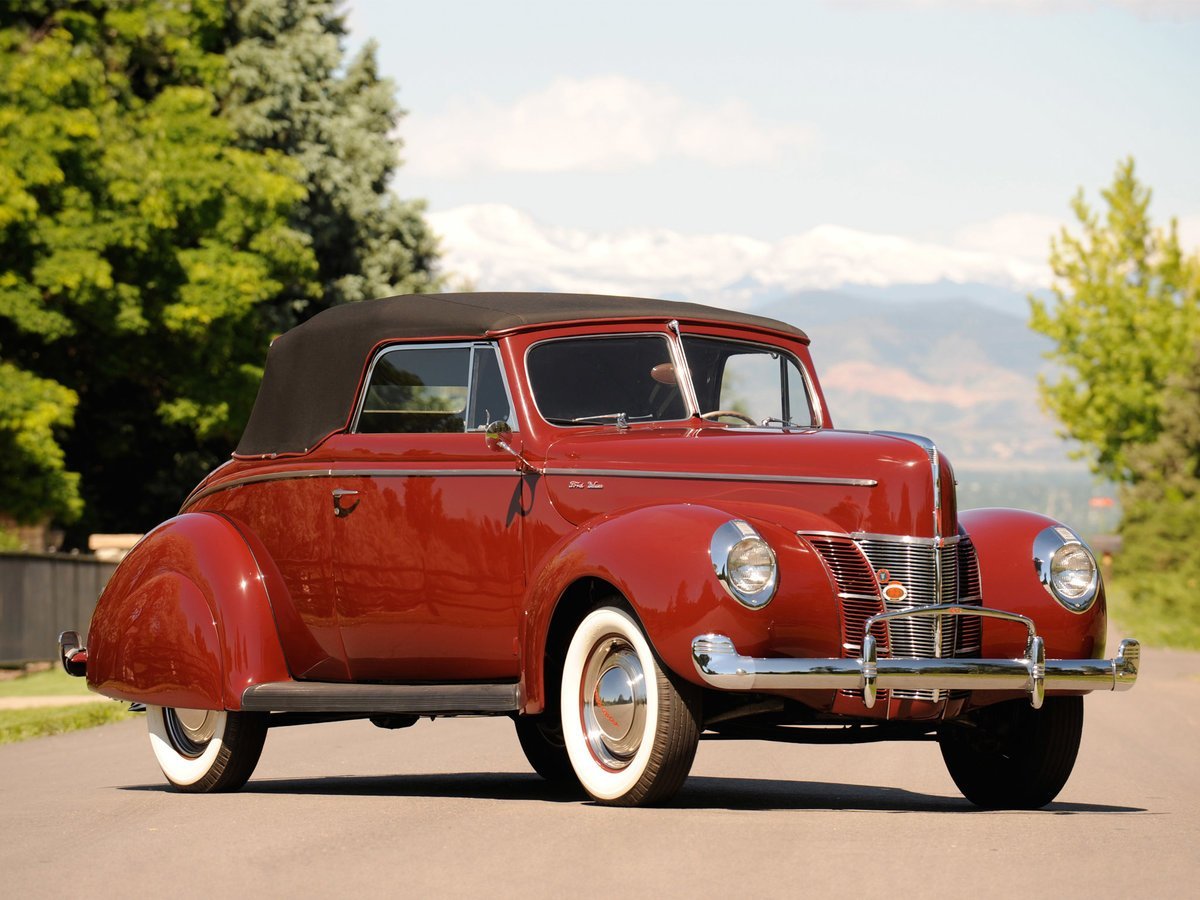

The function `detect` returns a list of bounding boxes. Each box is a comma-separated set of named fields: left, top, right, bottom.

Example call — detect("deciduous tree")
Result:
left=0, top=2, right=316, bottom=536
left=1030, top=158, right=1199, bottom=483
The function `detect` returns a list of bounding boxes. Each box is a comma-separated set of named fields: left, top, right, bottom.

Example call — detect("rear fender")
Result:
left=520, top=503, right=840, bottom=713
left=86, top=512, right=290, bottom=710
left=960, top=508, right=1107, bottom=660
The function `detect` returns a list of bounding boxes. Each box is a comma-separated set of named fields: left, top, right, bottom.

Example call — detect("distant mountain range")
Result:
left=756, top=290, right=1066, bottom=471
left=428, top=204, right=1119, bottom=528
left=429, top=204, right=1052, bottom=306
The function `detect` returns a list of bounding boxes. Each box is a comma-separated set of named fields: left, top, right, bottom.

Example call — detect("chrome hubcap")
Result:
left=164, top=708, right=218, bottom=759
left=581, top=636, right=647, bottom=770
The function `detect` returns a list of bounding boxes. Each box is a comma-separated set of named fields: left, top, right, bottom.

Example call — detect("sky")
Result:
left=345, top=0, right=1200, bottom=288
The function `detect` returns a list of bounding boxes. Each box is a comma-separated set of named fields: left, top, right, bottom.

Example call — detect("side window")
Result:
left=467, top=346, right=513, bottom=431
left=356, top=344, right=513, bottom=434
left=357, top=346, right=470, bottom=434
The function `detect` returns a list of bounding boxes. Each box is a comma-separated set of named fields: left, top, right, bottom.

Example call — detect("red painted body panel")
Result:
left=321, top=434, right=524, bottom=681
left=519, top=502, right=845, bottom=713
left=540, top=427, right=936, bottom=537
left=200, top=475, right=348, bottom=680
left=960, top=507, right=1107, bottom=661
left=86, top=513, right=290, bottom=709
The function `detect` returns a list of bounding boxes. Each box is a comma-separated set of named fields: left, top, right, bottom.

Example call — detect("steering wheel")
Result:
left=699, top=410, right=757, bottom=426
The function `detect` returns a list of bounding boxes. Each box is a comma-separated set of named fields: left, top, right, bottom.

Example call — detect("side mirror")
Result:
left=484, top=419, right=514, bottom=452
left=484, top=420, right=540, bottom=475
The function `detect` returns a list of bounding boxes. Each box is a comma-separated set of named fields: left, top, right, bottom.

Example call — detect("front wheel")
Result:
left=938, top=696, right=1083, bottom=809
left=146, top=706, right=268, bottom=793
left=560, top=605, right=700, bottom=806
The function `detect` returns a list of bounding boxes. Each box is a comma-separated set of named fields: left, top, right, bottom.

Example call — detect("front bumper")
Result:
left=691, top=603, right=1140, bottom=709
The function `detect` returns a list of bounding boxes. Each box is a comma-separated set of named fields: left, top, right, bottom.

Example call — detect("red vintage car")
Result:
left=60, top=292, right=1139, bottom=807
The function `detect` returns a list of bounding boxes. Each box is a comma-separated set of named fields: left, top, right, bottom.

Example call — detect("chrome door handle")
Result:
left=332, top=488, right=360, bottom=518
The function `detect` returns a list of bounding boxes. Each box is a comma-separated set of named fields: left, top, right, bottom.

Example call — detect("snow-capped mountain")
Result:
left=428, top=203, right=1052, bottom=312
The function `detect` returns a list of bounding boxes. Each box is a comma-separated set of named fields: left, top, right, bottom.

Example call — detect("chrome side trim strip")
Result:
left=333, top=469, right=521, bottom=478
left=543, top=468, right=877, bottom=487
left=184, top=466, right=521, bottom=509
left=242, top=681, right=520, bottom=714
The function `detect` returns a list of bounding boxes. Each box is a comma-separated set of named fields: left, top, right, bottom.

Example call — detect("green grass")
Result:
left=0, top=703, right=133, bottom=744
left=1108, top=578, right=1200, bottom=651
left=0, top=667, right=93, bottom=698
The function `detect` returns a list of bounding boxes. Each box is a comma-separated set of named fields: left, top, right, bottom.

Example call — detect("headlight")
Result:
left=1033, top=525, right=1100, bottom=612
left=710, top=520, right=777, bottom=608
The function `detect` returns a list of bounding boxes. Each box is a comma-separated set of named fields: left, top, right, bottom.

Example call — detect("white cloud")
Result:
left=954, top=210, right=1200, bottom=262
left=837, top=1, right=1200, bottom=17
left=406, top=76, right=814, bottom=176
left=1177, top=214, right=1200, bottom=252
left=429, top=204, right=1051, bottom=305
left=954, top=213, right=1066, bottom=264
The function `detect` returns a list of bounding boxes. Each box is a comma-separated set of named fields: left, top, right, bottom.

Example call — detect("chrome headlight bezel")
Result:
left=1033, top=525, right=1100, bottom=612
left=710, top=520, right=777, bottom=609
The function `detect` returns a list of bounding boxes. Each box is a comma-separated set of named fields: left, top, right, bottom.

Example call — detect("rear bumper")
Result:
left=691, top=603, right=1139, bottom=709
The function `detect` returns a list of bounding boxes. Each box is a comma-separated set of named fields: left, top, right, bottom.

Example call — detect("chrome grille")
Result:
left=857, top=539, right=960, bottom=659
left=807, top=533, right=984, bottom=703
left=806, top=536, right=889, bottom=657
left=956, top=538, right=983, bottom=656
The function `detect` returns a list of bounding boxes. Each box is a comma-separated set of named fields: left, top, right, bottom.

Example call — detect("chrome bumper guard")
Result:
left=691, top=603, right=1140, bottom=709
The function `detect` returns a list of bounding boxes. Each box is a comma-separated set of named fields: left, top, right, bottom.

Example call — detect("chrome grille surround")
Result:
left=804, top=531, right=984, bottom=703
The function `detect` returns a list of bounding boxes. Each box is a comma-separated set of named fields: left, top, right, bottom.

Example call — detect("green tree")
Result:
left=1030, top=158, right=1199, bottom=483
left=223, top=0, right=441, bottom=323
left=1114, top=343, right=1200, bottom=646
left=0, top=362, right=81, bottom=529
left=0, top=2, right=317, bottom=536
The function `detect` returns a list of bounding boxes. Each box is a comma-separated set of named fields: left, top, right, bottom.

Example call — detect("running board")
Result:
left=241, top=681, right=520, bottom=715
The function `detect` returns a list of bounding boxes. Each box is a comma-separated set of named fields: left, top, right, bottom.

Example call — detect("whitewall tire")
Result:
left=560, top=605, right=700, bottom=806
left=146, top=705, right=268, bottom=793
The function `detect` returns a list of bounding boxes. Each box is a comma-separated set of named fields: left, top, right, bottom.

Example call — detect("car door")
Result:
left=326, top=342, right=526, bottom=681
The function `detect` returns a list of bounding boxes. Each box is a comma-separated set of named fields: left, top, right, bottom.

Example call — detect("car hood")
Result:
left=541, top=425, right=955, bottom=538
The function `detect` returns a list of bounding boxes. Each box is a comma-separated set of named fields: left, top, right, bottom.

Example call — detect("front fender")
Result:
left=86, top=512, right=290, bottom=710
left=961, top=508, right=1106, bottom=660
left=520, top=503, right=841, bottom=712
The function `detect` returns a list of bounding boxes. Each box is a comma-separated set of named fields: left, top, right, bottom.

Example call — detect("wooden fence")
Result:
left=0, top=553, right=116, bottom=665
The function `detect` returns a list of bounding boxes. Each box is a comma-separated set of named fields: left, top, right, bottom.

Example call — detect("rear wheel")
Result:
left=146, top=705, right=268, bottom=793
left=560, top=605, right=700, bottom=806
left=938, top=696, right=1083, bottom=809
left=514, top=714, right=578, bottom=785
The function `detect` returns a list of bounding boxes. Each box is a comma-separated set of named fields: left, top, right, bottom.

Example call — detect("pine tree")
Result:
left=223, top=0, right=441, bottom=323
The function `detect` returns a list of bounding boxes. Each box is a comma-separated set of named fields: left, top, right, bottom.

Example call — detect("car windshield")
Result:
left=527, top=335, right=688, bottom=425
left=681, top=336, right=815, bottom=427
left=527, top=332, right=814, bottom=427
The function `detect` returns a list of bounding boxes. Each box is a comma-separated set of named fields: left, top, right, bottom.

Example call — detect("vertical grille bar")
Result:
left=807, top=532, right=985, bottom=704
left=806, top=536, right=889, bottom=655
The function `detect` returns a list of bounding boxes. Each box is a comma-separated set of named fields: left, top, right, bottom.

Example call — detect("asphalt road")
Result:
left=3, top=642, right=1197, bottom=899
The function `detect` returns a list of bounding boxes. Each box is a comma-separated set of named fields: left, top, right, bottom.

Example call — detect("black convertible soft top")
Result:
left=234, top=292, right=806, bottom=457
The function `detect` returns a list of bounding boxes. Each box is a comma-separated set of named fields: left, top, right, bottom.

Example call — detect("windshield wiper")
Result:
left=544, top=412, right=654, bottom=427
left=570, top=412, right=630, bottom=424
